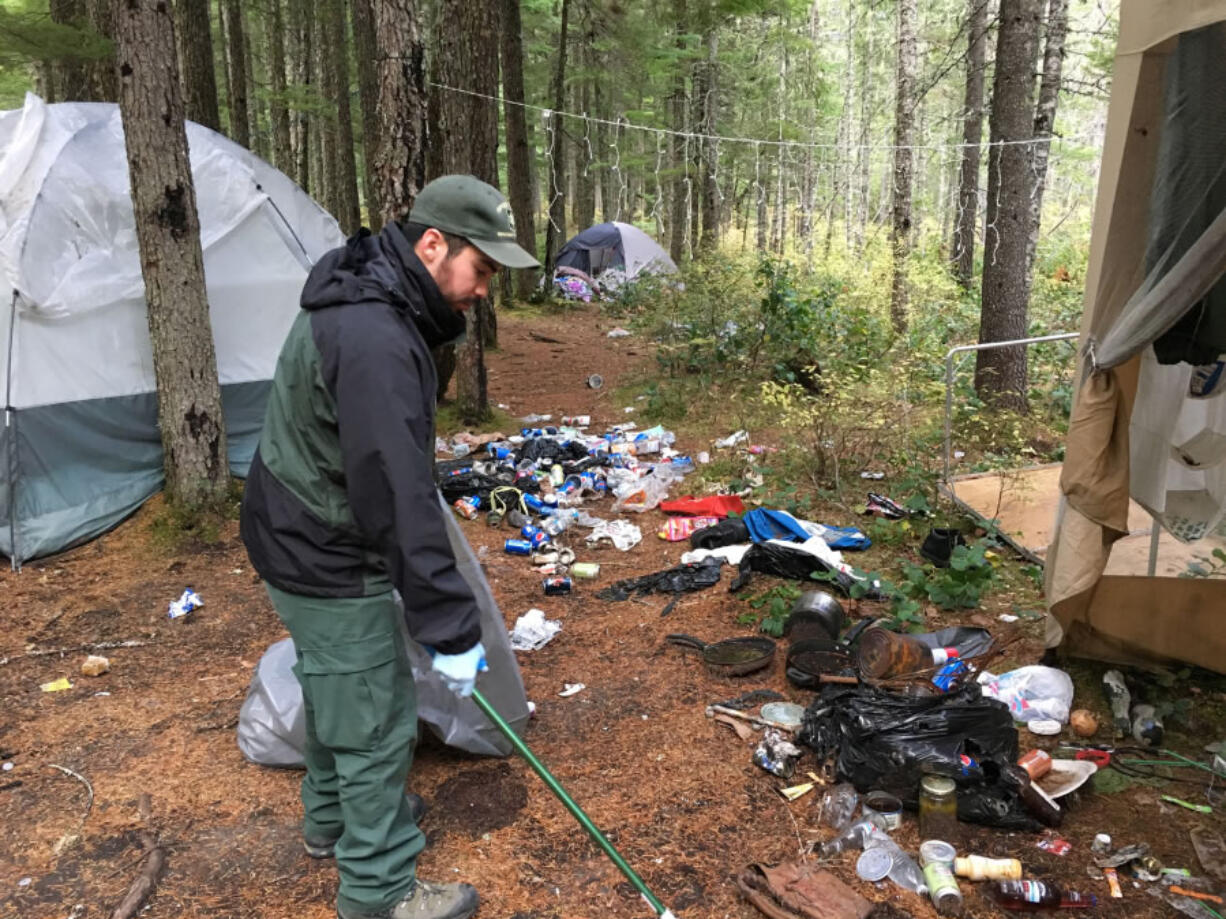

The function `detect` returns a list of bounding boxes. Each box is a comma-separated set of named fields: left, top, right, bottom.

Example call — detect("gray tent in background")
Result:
left=554, top=221, right=678, bottom=289
left=0, top=94, right=343, bottom=564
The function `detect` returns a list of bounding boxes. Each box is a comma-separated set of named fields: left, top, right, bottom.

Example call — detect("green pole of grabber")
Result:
left=470, top=689, right=675, bottom=918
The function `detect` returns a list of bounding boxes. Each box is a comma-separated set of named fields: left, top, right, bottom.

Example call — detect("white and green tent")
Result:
left=0, top=94, right=343, bottom=564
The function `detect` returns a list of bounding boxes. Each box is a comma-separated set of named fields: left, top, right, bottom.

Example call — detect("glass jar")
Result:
left=918, top=775, right=959, bottom=843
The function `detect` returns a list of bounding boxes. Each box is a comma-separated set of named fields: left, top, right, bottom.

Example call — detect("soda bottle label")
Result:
left=1020, top=881, right=1046, bottom=903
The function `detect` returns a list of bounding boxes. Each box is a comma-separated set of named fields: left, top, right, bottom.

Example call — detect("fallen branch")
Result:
left=46, top=764, right=93, bottom=822
left=0, top=639, right=154, bottom=666
left=110, top=794, right=165, bottom=919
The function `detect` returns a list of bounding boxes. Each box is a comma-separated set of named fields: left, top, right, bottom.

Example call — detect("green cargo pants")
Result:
left=265, top=584, right=426, bottom=915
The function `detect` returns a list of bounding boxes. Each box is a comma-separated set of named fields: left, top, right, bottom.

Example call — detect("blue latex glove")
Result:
left=429, top=641, right=488, bottom=697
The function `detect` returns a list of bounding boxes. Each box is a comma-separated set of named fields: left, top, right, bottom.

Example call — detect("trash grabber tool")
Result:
left=470, top=688, right=676, bottom=918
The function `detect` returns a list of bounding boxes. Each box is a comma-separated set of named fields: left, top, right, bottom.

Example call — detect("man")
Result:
left=240, top=175, right=539, bottom=919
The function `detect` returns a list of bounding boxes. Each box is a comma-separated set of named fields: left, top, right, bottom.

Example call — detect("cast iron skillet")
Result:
left=665, top=633, right=776, bottom=677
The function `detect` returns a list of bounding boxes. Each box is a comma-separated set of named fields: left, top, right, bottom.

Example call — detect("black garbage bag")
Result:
left=435, top=468, right=535, bottom=507
left=517, top=438, right=591, bottom=465
left=729, top=541, right=876, bottom=597
left=690, top=517, right=751, bottom=550
left=798, top=682, right=1041, bottom=831
left=596, top=558, right=724, bottom=601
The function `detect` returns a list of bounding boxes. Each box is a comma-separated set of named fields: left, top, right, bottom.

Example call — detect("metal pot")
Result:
left=786, top=591, right=846, bottom=641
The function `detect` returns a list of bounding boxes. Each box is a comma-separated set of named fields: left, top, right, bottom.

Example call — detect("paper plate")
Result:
left=1037, top=758, right=1098, bottom=798
left=1027, top=719, right=1063, bottom=736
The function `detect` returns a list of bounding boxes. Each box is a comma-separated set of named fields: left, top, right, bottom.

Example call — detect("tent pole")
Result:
left=1147, top=517, right=1160, bottom=577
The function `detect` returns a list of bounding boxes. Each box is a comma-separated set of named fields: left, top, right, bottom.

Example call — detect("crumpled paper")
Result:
left=586, top=519, right=642, bottom=551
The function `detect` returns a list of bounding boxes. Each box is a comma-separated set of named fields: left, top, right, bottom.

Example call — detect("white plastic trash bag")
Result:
left=977, top=665, right=1075, bottom=725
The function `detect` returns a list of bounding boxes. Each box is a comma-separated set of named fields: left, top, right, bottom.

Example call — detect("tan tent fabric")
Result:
left=1047, top=2, right=1226, bottom=674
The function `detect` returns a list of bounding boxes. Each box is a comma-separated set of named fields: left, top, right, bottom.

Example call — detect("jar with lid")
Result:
left=918, top=775, right=959, bottom=843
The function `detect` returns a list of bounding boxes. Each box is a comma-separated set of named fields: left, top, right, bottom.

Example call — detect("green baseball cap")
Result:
left=408, top=175, right=540, bottom=269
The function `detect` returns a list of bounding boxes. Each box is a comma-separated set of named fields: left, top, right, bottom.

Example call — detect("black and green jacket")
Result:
left=240, top=222, right=481, bottom=654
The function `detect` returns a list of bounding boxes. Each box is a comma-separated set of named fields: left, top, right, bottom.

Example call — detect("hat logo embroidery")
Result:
left=497, top=200, right=516, bottom=237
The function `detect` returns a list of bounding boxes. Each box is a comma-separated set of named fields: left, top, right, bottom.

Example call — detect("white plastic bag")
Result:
left=977, top=665, right=1075, bottom=725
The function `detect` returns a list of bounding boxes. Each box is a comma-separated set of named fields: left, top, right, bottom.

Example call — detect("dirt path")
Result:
left=0, top=305, right=1210, bottom=919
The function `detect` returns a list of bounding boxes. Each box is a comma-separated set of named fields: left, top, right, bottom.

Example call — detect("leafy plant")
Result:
left=899, top=540, right=997, bottom=610
left=1180, top=547, right=1226, bottom=579
left=739, top=582, right=802, bottom=636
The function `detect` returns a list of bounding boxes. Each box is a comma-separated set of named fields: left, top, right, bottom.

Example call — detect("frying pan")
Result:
left=665, top=633, right=776, bottom=677
left=785, top=618, right=874, bottom=689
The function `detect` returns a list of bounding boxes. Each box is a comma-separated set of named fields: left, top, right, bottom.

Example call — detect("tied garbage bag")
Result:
left=238, top=492, right=530, bottom=764
left=691, top=516, right=752, bottom=550
left=799, top=682, right=1041, bottom=830
left=731, top=539, right=878, bottom=598
left=596, top=557, right=724, bottom=601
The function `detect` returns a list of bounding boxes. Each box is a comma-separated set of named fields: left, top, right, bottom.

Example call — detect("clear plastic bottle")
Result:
left=992, top=881, right=1098, bottom=910
left=818, top=783, right=859, bottom=831
left=819, top=815, right=888, bottom=857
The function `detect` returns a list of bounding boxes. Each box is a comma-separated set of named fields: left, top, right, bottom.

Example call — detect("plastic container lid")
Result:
left=920, top=775, right=957, bottom=797
left=856, top=847, right=894, bottom=882
left=760, top=702, right=805, bottom=729
left=919, top=840, right=957, bottom=866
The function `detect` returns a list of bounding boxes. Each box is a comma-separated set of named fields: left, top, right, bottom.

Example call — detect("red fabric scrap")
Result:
left=658, top=494, right=745, bottom=518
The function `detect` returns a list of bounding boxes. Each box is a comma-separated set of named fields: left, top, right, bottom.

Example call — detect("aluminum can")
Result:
left=504, top=539, right=532, bottom=555
left=520, top=525, right=549, bottom=549
left=453, top=495, right=480, bottom=519
left=570, top=562, right=600, bottom=579
left=543, top=576, right=572, bottom=596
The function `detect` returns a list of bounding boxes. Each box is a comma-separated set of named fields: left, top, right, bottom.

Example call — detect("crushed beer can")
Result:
left=168, top=587, right=203, bottom=619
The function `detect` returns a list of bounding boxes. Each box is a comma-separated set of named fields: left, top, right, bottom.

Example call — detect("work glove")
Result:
left=429, top=641, right=488, bottom=697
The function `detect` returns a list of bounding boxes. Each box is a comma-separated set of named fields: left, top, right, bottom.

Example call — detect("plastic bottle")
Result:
left=954, top=856, right=1022, bottom=881
left=1130, top=703, right=1164, bottom=746
left=818, top=783, right=859, bottom=831
left=991, top=881, right=1098, bottom=909
left=541, top=514, right=575, bottom=538
left=819, top=815, right=888, bottom=857
left=1102, top=670, right=1132, bottom=738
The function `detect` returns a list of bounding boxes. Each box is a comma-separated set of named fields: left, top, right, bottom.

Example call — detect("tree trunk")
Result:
left=351, top=0, right=380, bottom=223
left=500, top=0, right=538, bottom=299
left=542, top=0, right=571, bottom=277
left=266, top=0, right=292, bottom=173
left=114, top=0, right=229, bottom=508
left=975, top=0, right=1043, bottom=411
left=755, top=155, right=768, bottom=253
left=699, top=28, right=720, bottom=253
left=854, top=24, right=873, bottom=252
left=243, top=5, right=265, bottom=159
left=432, top=0, right=500, bottom=422
left=222, top=0, right=249, bottom=147
left=952, top=0, right=988, bottom=288
left=175, top=0, right=219, bottom=130
left=85, top=0, right=117, bottom=102
left=320, top=0, right=360, bottom=233
left=371, top=0, right=427, bottom=229
left=1026, top=0, right=1069, bottom=274
left=667, top=0, right=687, bottom=264
left=48, top=0, right=91, bottom=101
left=890, top=0, right=918, bottom=333
left=288, top=0, right=312, bottom=190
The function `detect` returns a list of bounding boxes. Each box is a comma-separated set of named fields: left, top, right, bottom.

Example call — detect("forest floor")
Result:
left=0, top=302, right=1223, bottom=919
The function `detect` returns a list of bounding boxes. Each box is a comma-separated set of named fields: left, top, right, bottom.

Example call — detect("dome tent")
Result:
left=0, top=94, right=344, bottom=565
left=554, top=221, right=678, bottom=287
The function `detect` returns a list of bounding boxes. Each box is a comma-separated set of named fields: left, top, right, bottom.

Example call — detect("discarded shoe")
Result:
left=337, top=880, right=479, bottom=919
left=919, top=527, right=966, bottom=568
left=305, top=793, right=428, bottom=859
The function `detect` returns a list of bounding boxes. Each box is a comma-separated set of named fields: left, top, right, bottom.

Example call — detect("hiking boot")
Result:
left=919, top=527, right=966, bottom=568
left=304, top=793, right=428, bottom=859
left=336, top=880, right=479, bottom=919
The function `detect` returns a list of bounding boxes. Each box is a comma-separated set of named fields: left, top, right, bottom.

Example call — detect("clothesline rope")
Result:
left=429, top=81, right=1101, bottom=153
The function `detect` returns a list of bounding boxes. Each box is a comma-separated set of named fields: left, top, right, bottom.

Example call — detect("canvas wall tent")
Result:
left=554, top=221, right=678, bottom=286
left=0, top=94, right=343, bottom=564
left=1046, top=5, right=1226, bottom=674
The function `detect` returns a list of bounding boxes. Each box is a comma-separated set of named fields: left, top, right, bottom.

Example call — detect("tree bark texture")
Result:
left=371, top=0, right=427, bottom=229
left=500, top=0, right=538, bottom=298
left=975, top=0, right=1044, bottom=411
left=288, top=0, right=311, bottom=190
left=85, top=0, right=118, bottom=102
left=222, top=0, right=249, bottom=147
left=48, top=0, right=92, bottom=102
left=1026, top=0, right=1069, bottom=274
left=266, top=0, right=292, bottom=173
left=243, top=5, right=265, bottom=159
left=113, top=0, right=229, bottom=508
left=320, top=0, right=360, bottom=233
left=952, top=0, right=989, bottom=288
left=890, top=0, right=918, bottom=333
left=432, top=0, right=500, bottom=421
left=542, top=0, right=570, bottom=276
left=350, top=0, right=380, bottom=222
left=175, top=0, right=219, bottom=130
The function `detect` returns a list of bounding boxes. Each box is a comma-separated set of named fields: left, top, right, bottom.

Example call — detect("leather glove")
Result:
left=429, top=641, right=488, bottom=697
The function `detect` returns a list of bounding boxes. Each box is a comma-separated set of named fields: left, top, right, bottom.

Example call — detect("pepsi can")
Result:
left=523, top=493, right=547, bottom=514
left=932, top=659, right=969, bottom=692
left=543, top=576, right=572, bottom=596
left=504, top=539, right=532, bottom=555
left=520, top=524, right=549, bottom=549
